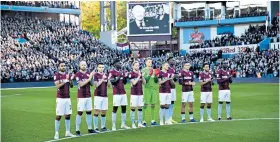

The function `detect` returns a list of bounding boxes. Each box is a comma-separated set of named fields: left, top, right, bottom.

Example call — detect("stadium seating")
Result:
left=1, top=14, right=128, bottom=83
left=1, top=1, right=78, bottom=9
left=190, top=16, right=279, bottom=49
left=1, top=13, right=279, bottom=83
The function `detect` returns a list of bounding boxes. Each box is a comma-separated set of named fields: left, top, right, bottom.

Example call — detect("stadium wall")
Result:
left=1, top=78, right=278, bottom=89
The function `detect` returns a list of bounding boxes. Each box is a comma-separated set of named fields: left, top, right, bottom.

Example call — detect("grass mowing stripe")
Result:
left=1, top=94, right=22, bottom=97
left=44, top=117, right=279, bottom=142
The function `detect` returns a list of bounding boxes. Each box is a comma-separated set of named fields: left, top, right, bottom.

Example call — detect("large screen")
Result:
left=127, top=2, right=171, bottom=36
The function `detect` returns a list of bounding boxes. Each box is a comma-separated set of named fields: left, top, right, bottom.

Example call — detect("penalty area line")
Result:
left=44, top=117, right=279, bottom=142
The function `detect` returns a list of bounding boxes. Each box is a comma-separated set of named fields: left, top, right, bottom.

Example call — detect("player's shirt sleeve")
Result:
left=178, top=70, right=184, bottom=85
left=158, top=71, right=163, bottom=79
left=216, top=70, right=225, bottom=84
left=199, top=72, right=203, bottom=82
left=216, top=70, right=221, bottom=80
left=94, top=73, right=99, bottom=82
left=75, top=73, right=80, bottom=83
left=128, top=72, right=133, bottom=80
left=191, top=71, right=194, bottom=82
left=54, top=73, right=59, bottom=83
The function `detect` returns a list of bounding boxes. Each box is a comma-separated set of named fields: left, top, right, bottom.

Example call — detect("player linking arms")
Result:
left=199, top=63, right=215, bottom=122
left=216, top=62, right=232, bottom=120
left=129, top=62, right=146, bottom=128
left=75, top=61, right=97, bottom=136
left=141, top=57, right=159, bottom=126
left=54, top=61, right=75, bottom=140
left=109, top=59, right=130, bottom=131
left=93, top=63, right=110, bottom=132
left=158, top=62, right=174, bottom=125
left=179, top=62, right=197, bottom=123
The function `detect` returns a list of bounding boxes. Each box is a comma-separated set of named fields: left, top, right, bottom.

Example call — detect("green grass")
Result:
left=1, top=83, right=279, bottom=142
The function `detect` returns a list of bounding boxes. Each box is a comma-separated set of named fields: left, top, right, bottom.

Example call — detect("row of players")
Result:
left=53, top=57, right=232, bottom=140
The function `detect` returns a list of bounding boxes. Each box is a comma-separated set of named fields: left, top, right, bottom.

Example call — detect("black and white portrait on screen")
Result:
left=127, top=2, right=170, bottom=36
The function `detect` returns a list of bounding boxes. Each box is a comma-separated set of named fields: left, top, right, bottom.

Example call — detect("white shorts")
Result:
left=182, top=91, right=195, bottom=103
left=94, top=96, right=108, bottom=110
left=159, top=93, right=171, bottom=105
left=77, top=97, right=93, bottom=111
left=113, top=94, right=128, bottom=106
left=218, top=90, right=231, bottom=102
left=56, top=98, right=72, bottom=116
left=200, top=92, right=213, bottom=103
left=171, top=89, right=176, bottom=101
left=130, top=95, right=144, bottom=107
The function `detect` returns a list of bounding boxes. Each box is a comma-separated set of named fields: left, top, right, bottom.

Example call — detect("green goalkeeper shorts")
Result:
left=143, top=88, right=157, bottom=105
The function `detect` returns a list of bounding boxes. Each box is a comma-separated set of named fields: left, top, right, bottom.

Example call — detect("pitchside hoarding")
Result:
left=127, top=2, right=171, bottom=36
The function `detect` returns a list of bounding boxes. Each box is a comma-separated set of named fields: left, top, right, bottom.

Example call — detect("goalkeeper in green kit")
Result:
left=141, top=58, right=160, bottom=126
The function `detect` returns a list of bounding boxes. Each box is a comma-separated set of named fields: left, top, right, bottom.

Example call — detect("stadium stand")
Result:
left=1, top=13, right=128, bottom=83
left=190, top=16, right=279, bottom=49
left=1, top=13, right=279, bottom=83
left=1, top=1, right=78, bottom=9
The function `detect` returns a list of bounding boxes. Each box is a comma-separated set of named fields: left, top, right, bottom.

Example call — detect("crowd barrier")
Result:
left=1, top=78, right=278, bottom=89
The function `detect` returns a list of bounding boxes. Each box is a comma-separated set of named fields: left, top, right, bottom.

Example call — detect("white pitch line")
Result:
left=1, top=94, right=22, bottom=97
left=44, top=117, right=279, bottom=142
left=1, top=86, right=54, bottom=90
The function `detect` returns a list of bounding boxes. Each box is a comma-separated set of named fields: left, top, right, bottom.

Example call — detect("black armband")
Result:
left=154, top=77, right=158, bottom=83
left=123, top=77, right=128, bottom=85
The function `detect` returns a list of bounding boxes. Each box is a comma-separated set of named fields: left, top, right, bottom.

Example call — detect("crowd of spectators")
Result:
left=133, top=49, right=279, bottom=79
left=1, top=14, right=127, bottom=83
left=176, top=16, right=205, bottom=22
left=226, top=11, right=268, bottom=19
left=190, top=16, right=279, bottom=49
left=1, top=14, right=279, bottom=83
left=1, top=1, right=79, bottom=9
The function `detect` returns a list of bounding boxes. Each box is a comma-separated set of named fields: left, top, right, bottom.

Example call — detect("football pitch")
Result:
left=1, top=83, right=279, bottom=142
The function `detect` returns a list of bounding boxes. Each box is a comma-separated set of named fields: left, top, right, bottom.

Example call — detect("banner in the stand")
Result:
left=188, top=44, right=258, bottom=54
left=117, top=43, right=130, bottom=54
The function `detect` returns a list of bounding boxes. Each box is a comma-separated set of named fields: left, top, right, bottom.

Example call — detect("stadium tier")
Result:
left=1, top=14, right=279, bottom=83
